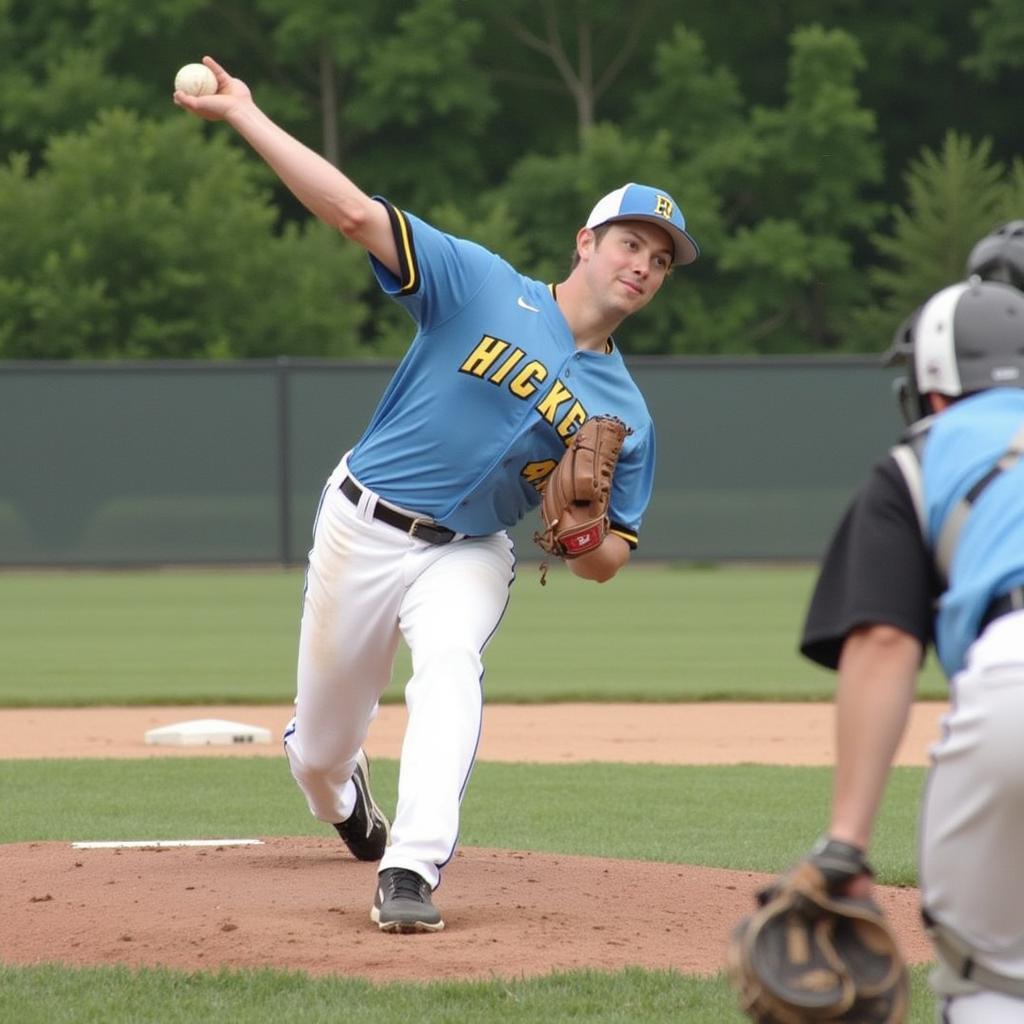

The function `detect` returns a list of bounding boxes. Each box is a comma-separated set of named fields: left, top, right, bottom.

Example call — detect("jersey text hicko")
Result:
left=459, top=334, right=588, bottom=442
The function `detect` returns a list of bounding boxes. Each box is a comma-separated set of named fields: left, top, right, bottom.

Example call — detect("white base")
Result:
left=144, top=718, right=273, bottom=746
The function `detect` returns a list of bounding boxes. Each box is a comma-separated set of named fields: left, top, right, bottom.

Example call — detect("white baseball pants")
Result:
left=920, top=609, right=1024, bottom=1018
left=940, top=989, right=1024, bottom=1023
left=283, top=457, right=516, bottom=889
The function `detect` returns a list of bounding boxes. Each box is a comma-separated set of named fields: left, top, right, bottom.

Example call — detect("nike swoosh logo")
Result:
left=517, top=296, right=541, bottom=312
left=351, top=771, right=371, bottom=837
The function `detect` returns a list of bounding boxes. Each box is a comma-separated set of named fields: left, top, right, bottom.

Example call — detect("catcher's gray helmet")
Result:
left=885, top=280, right=1024, bottom=424
left=966, top=220, right=1024, bottom=289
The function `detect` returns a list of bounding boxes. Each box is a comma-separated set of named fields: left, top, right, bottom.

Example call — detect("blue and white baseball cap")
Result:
left=585, top=183, right=699, bottom=266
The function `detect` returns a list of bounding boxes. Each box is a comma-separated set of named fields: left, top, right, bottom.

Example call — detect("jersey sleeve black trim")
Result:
left=609, top=521, right=638, bottom=550
left=375, top=198, right=419, bottom=295
left=799, top=454, right=939, bottom=670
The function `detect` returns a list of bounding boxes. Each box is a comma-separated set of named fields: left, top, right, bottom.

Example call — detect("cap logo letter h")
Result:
left=654, top=195, right=673, bottom=219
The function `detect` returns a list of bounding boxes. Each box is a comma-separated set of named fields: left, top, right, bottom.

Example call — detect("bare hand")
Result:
left=172, top=56, right=251, bottom=121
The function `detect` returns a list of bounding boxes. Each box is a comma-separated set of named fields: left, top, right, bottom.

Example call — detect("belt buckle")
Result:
left=407, top=517, right=432, bottom=540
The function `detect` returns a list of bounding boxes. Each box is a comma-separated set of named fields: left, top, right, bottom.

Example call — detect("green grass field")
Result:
left=0, top=563, right=947, bottom=705
left=0, top=964, right=938, bottom=1024
left=0, top=565, right=945, bottom=1021
left=0, top=758, right=925, bottom=883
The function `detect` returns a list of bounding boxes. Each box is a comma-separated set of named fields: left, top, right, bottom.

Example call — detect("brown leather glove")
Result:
left=728, top=839, right=908, bottom=1023
left=534, top=415, right=630, bottom=563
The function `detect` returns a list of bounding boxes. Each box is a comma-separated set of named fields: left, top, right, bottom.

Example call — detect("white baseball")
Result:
left=174, top=63, right=217, bottom=97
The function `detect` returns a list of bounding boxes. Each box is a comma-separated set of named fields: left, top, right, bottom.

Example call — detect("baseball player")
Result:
left=797, top=265, right=1024, bottom=1021
left=174, top=57, right=699, bottom=933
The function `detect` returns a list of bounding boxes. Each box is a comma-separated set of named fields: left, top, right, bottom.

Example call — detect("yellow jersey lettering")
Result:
left=535, top=380, right=574, bottom=423
left=556, top=402, right=587, bottom=442
left=522, top=460, right=558, bottom=491
left=460, top=335, right=510, bottom=377
left=489, top=347, right=526, bottom=386
left=510, top=360, right=547, bottom=398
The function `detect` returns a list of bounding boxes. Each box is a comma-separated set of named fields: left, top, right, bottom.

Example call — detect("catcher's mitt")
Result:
left=727, top=839, right=908, bottom=1024
left=534, top=415, right=630, bottom=569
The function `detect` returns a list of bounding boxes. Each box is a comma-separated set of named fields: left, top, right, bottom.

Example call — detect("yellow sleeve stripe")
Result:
left=610, top=526, right=638, bottom=549
left=393, top=206, right=417, bottom=294
left=378, top=200, right=419, bottom=295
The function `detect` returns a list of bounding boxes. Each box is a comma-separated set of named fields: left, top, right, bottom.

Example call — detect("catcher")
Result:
left=731, top=236, right=1024, bottom=1022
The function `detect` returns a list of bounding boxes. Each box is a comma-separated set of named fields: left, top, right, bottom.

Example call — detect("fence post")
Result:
left=276, top=357, right=292, bottom=565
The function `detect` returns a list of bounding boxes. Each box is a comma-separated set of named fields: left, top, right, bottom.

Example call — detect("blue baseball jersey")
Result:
left=921, top=389, right=1024, bottom=675
left=346, top=200, right=656, bottom=542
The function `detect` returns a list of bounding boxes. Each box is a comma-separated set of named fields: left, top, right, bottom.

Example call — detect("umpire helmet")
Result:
left=966, top=220, right=1024, bottom=289
left=886, top=280, right=1024, bottom=424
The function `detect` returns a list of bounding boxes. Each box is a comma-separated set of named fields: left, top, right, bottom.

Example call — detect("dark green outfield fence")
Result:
left=0, top=358, right=905, bottom=567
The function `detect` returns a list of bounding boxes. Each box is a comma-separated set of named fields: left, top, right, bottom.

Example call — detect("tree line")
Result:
left=1, top=0, right=1022, bottom=360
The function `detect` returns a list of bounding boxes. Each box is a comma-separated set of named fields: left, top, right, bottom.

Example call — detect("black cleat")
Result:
left=371, top=867, right=444, bottom=933
left=333, top=749, right=390, bottom=862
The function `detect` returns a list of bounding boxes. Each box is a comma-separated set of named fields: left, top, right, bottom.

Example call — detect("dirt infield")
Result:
left=0, top=701, right=946, bottom=764
left=1, top=703, right=944, bottom=980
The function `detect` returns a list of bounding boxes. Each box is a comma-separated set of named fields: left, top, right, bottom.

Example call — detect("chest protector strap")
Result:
left=890, top=419, right=1024, bottom=583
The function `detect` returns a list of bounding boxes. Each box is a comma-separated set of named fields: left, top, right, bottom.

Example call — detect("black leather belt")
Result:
left=340, top=475, right=457, bottom=545
left=979, top=586, right=1024, bottom=634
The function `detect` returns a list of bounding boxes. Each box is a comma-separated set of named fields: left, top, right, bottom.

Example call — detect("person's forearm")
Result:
left=565, top=534, right=630, bottom=582
left=225, top=103, right=371, bottom=235
left=828, top=625, right=921, bottom=849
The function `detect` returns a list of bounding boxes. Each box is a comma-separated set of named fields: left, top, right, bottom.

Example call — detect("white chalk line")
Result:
left=71, top=839, right=264, bottom=849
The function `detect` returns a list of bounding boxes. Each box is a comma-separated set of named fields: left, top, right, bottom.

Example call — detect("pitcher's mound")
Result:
left=1, top=838, right=930, bottom=981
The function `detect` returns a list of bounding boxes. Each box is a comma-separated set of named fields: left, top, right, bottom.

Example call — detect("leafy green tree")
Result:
left=671, top=0, right=1018, bottom=203
left=341, top=0, right=496, bottom=208
left=706, top=26, right=882, bottom=352
left=852, top=132, right=1024, bottom=349
left=1001, top=159, right=1024, bottom=217
left=246, top=0, right=500, bottom=353
left=0, top=0, right=144, bottom=156
left=4, top=1, right=1022, bottom=359
left=0, top=109, right=370, bottom=358
left=244, top=0, right=384, bottom=167
left=0, top=0, right=497, bottom=194
left=624, top=24, right=745, bottom=354
left=233, top=0, right=496, bottom=212
left=625, top=24, right=881, bottom=354
left=967, top=0, right=1024, bottom=77
left=448, top=22, right=883, bottom=356
left=469, top=0, right=660, bottom=143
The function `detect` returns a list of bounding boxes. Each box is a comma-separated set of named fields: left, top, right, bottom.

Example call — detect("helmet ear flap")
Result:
left=892, top=377, right=921, bottom=427
left=884, top=309, right=919, bottom=367
left=885, top=309, right=927, bottom=425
